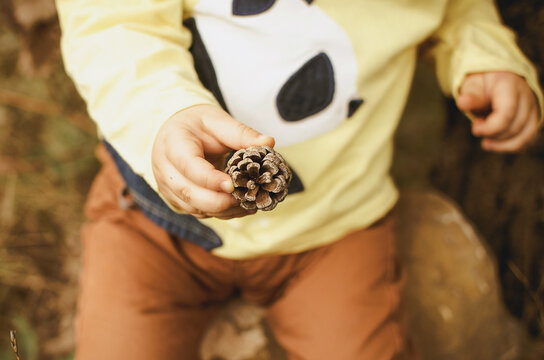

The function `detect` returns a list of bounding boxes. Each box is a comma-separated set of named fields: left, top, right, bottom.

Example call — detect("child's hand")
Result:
left=152, top=104, right=275, bottom=219
left=456, top=71, right=541, bottom=152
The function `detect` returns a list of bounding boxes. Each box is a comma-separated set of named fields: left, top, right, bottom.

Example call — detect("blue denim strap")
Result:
left=103, top=141, right=223, bottom=250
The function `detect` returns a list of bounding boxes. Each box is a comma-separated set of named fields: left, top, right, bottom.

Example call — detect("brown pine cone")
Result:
left=225, top=146, right=292, bottom=211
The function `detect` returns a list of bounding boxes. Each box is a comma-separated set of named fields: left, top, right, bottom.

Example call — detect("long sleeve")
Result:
left=426, top=0, right=543, bottom=120
left=56, top=0, right=218, bottom=189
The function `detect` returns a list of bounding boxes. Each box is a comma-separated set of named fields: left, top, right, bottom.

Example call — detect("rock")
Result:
left=200, top=191, right=540, bottom=360
left=200, top=301, right=284, bottom=360
left=397, top=191, right=538, bottom=360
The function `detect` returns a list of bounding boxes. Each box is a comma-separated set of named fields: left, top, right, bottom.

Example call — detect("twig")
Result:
left=0, top=88, right=59, bottom=116
left=10, top=330, right=22, bottom=360
left=0, top=156, right=34, bottom=174
left=0, top=88, right=96, bottom=135
left=507, top=260, right=544, bottom=333
left=537, top=275, right=544, bottom=296
left=0, top=174, right=17, bottom=229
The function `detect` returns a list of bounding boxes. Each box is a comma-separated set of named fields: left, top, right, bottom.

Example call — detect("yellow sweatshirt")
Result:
left=57, top=0, right=543, bottom=259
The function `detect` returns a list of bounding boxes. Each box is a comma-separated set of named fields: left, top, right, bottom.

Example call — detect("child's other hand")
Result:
left=152, top=104, right=275, bottom=219
left=456, top=71, right=541, bottom=152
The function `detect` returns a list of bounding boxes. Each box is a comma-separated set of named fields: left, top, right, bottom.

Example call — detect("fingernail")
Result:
left=221, top=180, right=233, bottom=193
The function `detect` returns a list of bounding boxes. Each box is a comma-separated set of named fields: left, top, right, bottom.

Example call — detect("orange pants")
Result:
left=75, top=146, right=411, bottom=360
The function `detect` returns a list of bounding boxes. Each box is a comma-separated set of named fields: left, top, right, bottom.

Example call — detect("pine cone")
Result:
left=225, top=146, right=292, bottom=211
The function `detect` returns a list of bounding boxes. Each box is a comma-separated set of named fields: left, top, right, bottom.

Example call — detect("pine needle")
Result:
left=10, top=330, right=22, bottom=360
left=508, top=261, right=544, bottom=333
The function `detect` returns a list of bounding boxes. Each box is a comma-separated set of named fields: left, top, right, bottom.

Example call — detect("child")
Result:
left=56, top=0, right=542, bottom=359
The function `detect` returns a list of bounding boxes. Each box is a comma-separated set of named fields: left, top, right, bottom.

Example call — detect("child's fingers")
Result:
left=474, top=92, right=531, bottom=141
left=186, top=157, right=234, bottom=193
left=165, top=132, right=233, bottom=193
left=171, top=151, right=233, bottom=193
left=202, top=110, right=275, bottom=150
left=159, top=162, right=237, bottom=214
left=472, top=78, right=519, bottom=138
left=152, top=104, right=275, bottom=215
left=497, top=96, right=535, bottom=140
left=156, top=183, right=201, bottom=215
left=482, top=111, right=539, bottom=152
left=454, top=72, right=540, bottom=153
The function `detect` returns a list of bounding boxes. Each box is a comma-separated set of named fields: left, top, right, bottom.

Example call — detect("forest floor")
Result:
left=0, top=9, right=98, bottom=359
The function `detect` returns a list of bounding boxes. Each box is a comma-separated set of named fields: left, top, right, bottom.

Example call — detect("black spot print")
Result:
left=184, top=18, right=229, bottom=112
left=288, top=167, right=305, bottom=194
left=232, top=0, right=276, bottom=16
left=276, top=52, right=335, bottom=122
left=347, top=99, right=364, bottom=117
